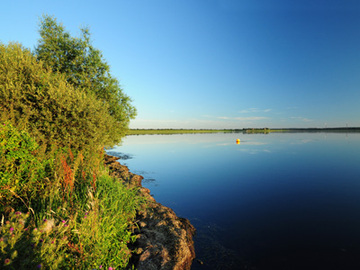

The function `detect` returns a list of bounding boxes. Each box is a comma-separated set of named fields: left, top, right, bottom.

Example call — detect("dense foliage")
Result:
left=0, top=17, right=143, bottom=269
left=0, top=42, right=129, bottom=151
left=0, top=123, right=45, bottom=209
left=36, top=15, right=136, bottom=137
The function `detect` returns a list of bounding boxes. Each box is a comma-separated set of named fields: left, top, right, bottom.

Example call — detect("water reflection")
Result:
left=105, top=150, right=133, bottom=160
left=142, top=178, right=158, bottom=186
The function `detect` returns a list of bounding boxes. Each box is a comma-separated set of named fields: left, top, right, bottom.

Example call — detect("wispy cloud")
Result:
left=218, top=116, right=269, bottom=121
left=290, top=116, right=313, bottom=122
left=238, top=108, right=272, bottom=114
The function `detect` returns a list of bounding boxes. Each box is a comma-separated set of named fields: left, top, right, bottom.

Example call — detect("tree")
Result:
left=35, top=15, right=136, bottom=132
left=0, top=42, right=124, bottom=151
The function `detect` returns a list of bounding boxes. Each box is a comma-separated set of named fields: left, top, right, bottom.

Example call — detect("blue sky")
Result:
left=1, top=0, right=360, bottom=128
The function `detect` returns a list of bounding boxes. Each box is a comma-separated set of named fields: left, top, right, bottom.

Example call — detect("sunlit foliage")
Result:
left=0, top=16, right=144, bottom=269
left=0, top=42, right=126, bottom=151
left=36, top=15, right=136, bottom=135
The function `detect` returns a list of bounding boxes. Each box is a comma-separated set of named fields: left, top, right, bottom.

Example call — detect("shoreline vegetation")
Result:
left=127, top=127, right=360, bottom=135
left=1, top=15, right=191, bottom=270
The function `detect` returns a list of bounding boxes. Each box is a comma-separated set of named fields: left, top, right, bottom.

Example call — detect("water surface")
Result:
left=109, top=132, right=360, bottom=270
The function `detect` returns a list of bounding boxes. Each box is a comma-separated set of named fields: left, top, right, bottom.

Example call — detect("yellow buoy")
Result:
left=236, top=139, right=240, bottom=144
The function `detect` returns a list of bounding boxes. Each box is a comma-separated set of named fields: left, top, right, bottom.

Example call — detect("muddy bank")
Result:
left=104, top=154, right=196, bottom=270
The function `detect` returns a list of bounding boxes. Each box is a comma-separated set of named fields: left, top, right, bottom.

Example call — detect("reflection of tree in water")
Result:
left=191, top=221, right=256, bottom=270
left=106, top=151, right=133, bottom=160
left=142, top=178, right=158, bottom=187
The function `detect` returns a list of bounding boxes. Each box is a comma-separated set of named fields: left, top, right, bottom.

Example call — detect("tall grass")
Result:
left=0, top=125, right=145, bottom=269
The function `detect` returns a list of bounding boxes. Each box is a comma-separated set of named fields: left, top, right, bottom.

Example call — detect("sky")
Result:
left=1, top=0, right=360, bottom=129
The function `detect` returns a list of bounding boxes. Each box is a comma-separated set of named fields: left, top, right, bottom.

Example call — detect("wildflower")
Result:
left=4, top=258, right=11, bottom=265
left=15, top=211, right=22, bottom=215
left=9, top=227, right=14, bottom=232
left=99, top=265, right=102, bottom=269
left=37, top=263, right=42, bottom=268
left=61, top=220, right=66, bottom=223
left=43, top=219, right=47, bottom=222
left=108, top=267, right=113, bottom=270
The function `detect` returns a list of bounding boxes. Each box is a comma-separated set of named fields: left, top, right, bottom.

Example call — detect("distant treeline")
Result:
left=127, top=129, right=234, bottom=135
left=128, top=127, right=360, bottom=135
left=244, top=127, right=360, bottom=133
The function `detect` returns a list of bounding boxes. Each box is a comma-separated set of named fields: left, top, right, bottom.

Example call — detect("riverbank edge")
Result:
left=104, top=154, right=196, bottom=270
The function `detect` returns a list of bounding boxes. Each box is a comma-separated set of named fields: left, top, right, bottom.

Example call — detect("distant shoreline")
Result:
left=127, top=127, right=360, bottom=135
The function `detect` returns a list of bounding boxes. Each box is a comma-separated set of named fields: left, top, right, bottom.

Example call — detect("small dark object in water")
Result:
left=197, top=259, right=204, bottom=265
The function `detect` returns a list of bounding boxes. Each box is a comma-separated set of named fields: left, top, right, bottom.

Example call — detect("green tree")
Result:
left=0, top=42, right=124, bottom=151
left=35, top=15, right=136, bottom=134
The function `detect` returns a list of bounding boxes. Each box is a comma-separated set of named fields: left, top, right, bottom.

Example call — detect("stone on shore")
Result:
left=104, top=154, right=196, bottom=270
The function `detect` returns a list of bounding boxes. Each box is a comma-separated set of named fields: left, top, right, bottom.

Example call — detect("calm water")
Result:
left=108, top=132, right=360, bottom=270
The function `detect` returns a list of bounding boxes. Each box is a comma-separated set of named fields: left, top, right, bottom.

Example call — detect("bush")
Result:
left=36, top=15, right=136, bottom=133
left=0, top=43, right=125, bottom=151
left=0, top=123, right=45, bottom=212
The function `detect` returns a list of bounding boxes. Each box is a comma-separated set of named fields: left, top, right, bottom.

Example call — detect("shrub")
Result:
left=36, top=15, right=136, bottom=134
left=0, top=43, right=125, bottom=151
left=0, top=123, right=45, bottom=212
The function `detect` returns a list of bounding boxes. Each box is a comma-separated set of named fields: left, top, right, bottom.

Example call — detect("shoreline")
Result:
left=127, top=127, right=360, bottom=135
left=104, top=154, right=196, bottom=270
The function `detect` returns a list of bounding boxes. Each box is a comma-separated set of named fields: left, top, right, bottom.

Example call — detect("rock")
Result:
left=104, top=154, right=196, bottom=270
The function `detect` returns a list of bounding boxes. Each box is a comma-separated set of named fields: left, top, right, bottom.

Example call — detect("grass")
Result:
left=0, top=123, right=146, bottom=269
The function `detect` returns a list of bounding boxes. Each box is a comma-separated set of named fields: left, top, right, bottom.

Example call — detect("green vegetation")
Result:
left=243, top=128, right=289, bottom=134
left=36, top=15, right=136, bottom=135
left=1, top=16, right=143, bottom=269
left=127, top=129, right=234, bottom=135
left=128, top=128, right=360, bottom=136
left=243, top=128, right=360, bottom=134
left=0, top=42, right=125, bottom=151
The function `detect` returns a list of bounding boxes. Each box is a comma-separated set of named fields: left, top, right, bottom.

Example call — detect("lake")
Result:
left=108, top=132, right=360, bottom=270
